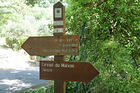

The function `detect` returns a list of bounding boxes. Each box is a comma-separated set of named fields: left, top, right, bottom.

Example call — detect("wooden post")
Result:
left=54, top=55, right=66, bottom=93
left=53, top=2, right=66, bottom=93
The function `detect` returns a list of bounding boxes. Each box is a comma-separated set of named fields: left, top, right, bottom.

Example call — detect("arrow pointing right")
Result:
left=40, top=61, right=99, bottom=82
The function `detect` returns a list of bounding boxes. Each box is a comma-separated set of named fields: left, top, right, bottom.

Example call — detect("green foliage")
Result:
left=31, top=7, right=51, bottom=20
left=24, top=88, right=46, bottom=93
left=66, top=82, right=77, bottom=92
left=25, top=0, right=41, bottom=6
left=5, top=37, right=27, bottom=50
left=48, top=0, right=60, bottom=3
left=0, top=0, right=52, bottom=50
left=24, top=86, right=54, bottom=93
left=65, top=0, right=140, bottom=93
left=2, top=20, right=29, bottom=50
left=25, top=0, right=50, bottom=7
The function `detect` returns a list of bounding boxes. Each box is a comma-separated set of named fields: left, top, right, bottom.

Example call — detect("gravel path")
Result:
left=0, top=46, right=47, bottom=93
left=0, top=69, right=47, bottom=93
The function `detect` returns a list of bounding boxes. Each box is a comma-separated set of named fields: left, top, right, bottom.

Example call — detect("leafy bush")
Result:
left=24, top=86, right=54, bottom=93
left=1, top=0, right=52, bottom=51
left=24, top=88, right=46, bottom=93
left=2, top=20, right=28, bottom=50
left=5, top=37, right=18, bottom=50
left=5, top=37, right=27, bottom=50
left=65, top=0, right=140, bottom=93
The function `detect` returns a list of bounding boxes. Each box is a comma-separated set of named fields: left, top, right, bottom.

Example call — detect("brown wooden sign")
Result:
left=40, top=61, right=99, bottom=82
left=22, top=35, right=80, bottom=56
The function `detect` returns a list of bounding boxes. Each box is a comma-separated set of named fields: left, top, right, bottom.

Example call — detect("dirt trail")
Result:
left=0, top=47, right=47, bottom=93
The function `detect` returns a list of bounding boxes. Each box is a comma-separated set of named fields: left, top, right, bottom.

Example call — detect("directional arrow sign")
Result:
left=40, top=61, right=99, bottom=82
left=22, top=35, right=80, bottom=56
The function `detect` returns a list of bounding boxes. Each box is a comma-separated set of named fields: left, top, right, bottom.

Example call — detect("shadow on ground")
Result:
left=0, top=69, right=47, bottom=93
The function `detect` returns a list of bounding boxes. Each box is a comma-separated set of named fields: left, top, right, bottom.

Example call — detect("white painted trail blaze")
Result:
left=54, top=28, right=63, bottom=33
left=54, top=21, right=63, bottom=26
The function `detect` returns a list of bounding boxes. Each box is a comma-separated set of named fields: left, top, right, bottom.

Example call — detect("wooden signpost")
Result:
left=40, top=61, right=99, bottom=82
left=53, top=2, right=66, bottom=93
left=22, top=35, right=80, bottom=56
left=22, top=2, right=99, bottom=93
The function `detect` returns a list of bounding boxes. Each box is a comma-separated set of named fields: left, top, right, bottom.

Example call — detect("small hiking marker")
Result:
left=53, top=1, right=65, bottom=34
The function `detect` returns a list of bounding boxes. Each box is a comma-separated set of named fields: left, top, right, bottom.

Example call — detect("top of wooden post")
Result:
left=53, top=2, right=65, bottom=20
left=53, top=2, right=65, bottom=35
left=54, top=2, right=64, bottom=7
